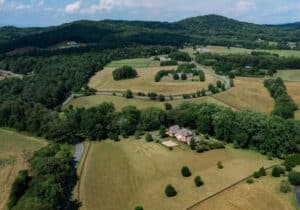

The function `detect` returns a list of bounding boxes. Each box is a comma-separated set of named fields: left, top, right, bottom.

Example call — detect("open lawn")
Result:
left=0, top=129, right=47, bottom=210
left=66, top=95, right=230, bottom=111
left=285, top=82, right=300, bottom=119
left=106, top=58, right=160, bottom=68
left=276, top=70, right=300, bottom=82
left=212, top=77, right=275, bottom=114
left=192, top=176, right=295, bottom=210
left=79, top=139, right=279, bottom=210
left=183, top=46, right=300, bottom=58
left=89, top=66, right=217, bottom=95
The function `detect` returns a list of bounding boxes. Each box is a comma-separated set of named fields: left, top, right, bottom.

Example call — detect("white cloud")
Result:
left=0, top=0, right=5, bottom=6
left=10, top=2, right=32, bottom=10
left=234, top=0, right=256, bottom=14
left=65, top=0, right=82, bottom=14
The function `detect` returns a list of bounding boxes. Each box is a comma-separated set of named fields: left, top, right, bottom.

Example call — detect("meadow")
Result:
left=79, top=139, right=279, bottom=210
left=89, top=66, right=217, bottom=95
left=276, top=70, right=300, bottom=82
left=192, top=175, right=295, bottom=210
left=285, top=82, right=300, bottom=119
left=106, top=58, right=160, bottom=68
left=184, top=45, right=300, bottom=58
left=0, top=129, right=47, bottom=210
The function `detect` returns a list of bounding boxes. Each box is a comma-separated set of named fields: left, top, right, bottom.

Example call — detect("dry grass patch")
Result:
left=212, top=77, right=274, bottom=114
left=66, top=95, right=229, bottom=111
left=89, top=66, right=217, bottom=95
left=276, top=70, right=300, bottom=82
left=285, top=82, right=300, bottom=119
left=79, top=139, right=278, bottom=210
left=0, top=129, right=47, bottom=210
left=191, top=176, right=295, bottom=210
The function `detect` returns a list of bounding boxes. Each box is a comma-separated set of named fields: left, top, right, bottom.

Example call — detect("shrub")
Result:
left=173, top=73, right=179, bottom=80
left=159, top=126, right=167, bottom=138
left=164, top=103, right=173, bottom=110
left=135, top=206, right=144, bottom=210
left=181, top=73, right=187, bottom=80
left=230, top=78, right=235, bottom=87
left=181, top=166, right=192, bottom=177
left=196, top=144, right=209, bottom=153
left=159, top=94, right=165, bottom=102
left=113, top=66, right=137, bottom=80
left=253, top=171, right=261, bottom=179
left=194, top=176, right=204, bottom=187
left=145, top=133, right=153, bottom=142
left=216, top=80, right=222, bottom=88
left=284, top=154, right=300, bottom=169
left=148, top=92, right=158, bottom=100
left=190, top=138, right=196, bottom=150
left=259, top=167, right=267, bottom=176
left=124, top=89, right=133, bottom=99
left=280, top=180, right=292, bottom=193
left=246, top=178, right=254, bottom=184
left=217, top=161, right=223, bottom=169
left=199, top=71, right=205, bottom=82
left=154, top=56, right=160, bottom=61
left=288, top=171, right=300, bottom=185
left=272, top=166, right=285, bottom=177
left=165, top=184, right=177, bottom=197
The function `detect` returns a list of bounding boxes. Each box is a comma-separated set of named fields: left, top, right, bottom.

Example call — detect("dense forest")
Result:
left=3, top=15, right=300, bottom=55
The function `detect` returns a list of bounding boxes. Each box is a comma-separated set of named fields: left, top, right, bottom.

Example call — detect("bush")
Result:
left=164, top=103, right=173, bottom=110
left=216, top=80, right=222, bottom=88
left=246, top=178, right=254, bottom=184
left=194, top=176, right=204, bottom=187
left=284, top=154, right=300, bottom=169
left=280, top=180, right=292, bottom=193
left=181, top=166, right=192, bottom=177
left=148, top=92, right=158, bottom=100
left=253, top=171, right=261, bottom=179
left=159, top=94, right=165, bottom=102
left=217, top=161, right=223, bottom=169
left=259, top=167, right=267, bottom=176
left=113, top=66, right=137, bottom=80
left=272, top=166, right=285, bottom=177
left=199, top=71, right=205, bottom=82
left=159, top=126, right=167, bottom=138
left=173, top=73, right=179, bottom=80
left=135, top=206, right=144, bottom=210
left=181, top=73, right=187, bottom=80
left=145, top=133, right=153, bottom=142
left=165, top=184, right=177, bottom=197
left=288, top=171, right=300, bottom=185
left=124, top=89, right=133, bottom=99
left=190, top=138, right=196, bottom=150
left=196, top=144, right=210, bottom=153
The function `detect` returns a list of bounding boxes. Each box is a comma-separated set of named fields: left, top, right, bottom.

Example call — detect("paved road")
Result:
left=295, top=186, right=300, bottom=208
left=0, top=69, right=23, bottom=78
left=74, top=143, right=84, bottom=167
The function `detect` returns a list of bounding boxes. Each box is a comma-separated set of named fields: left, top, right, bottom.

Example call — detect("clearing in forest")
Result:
left=89, top=66, right=217, bottom=95
left=79, top=139, right=279, bottom=210
left=106, top=58, right=160, bottom=68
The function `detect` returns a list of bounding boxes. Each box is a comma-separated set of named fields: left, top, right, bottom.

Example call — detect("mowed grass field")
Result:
left=0, top=129, right=47, bottom=210
left=212, top=77, right=275, bottom=114
left=106, top=58, right=160, bottom=68
left=276, top=70, right=300, bottom=82
left=185, top=45, right=300, bottom=58
left=285, top=82, right=300, bottom=119
left=89, top=66, right=217, bottom=95
left=79, top=139, right=279, bottom=210
left=192, top=176, right=295, bottom=210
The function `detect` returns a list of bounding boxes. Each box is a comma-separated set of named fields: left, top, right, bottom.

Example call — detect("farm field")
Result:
left=79, top=139, right=279, bottom=210
left=89, top=66, right=217, bottom=95
left=212, top=77, right=275, bottom=114
left=106, top=58, right=160, bottom=68
left=0, top=129, right=47, bottom=210
left=66, top=95, right=230, bottom=111
left=276, top=70, right=300, bottom=82
left=192, top=176, right=295, bottom=210
left=285, top=82, right=300, bottom=119
left=184, top=45, right=300, bottom=58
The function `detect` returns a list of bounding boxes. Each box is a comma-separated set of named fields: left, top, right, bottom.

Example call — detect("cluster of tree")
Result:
left=195, top=52, right=300, bottom=76
left=195, top=140, right=225, bottom=153
left=253, top=167, right=267, bottom=178
left=168, top=51, right=192, bottom=62
left=112, top=66, right=137, bottom=80
left=7, top=144, right=76, bottom=210
left=154, top=70, right=174, bottom=82
left=284, top=154, right=300, bottom=170
left=160, top=60, right=178, bottom=66
left=264, top=78, right=298, bottom=119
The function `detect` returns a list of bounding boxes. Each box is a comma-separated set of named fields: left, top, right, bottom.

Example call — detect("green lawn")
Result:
left=79, top=139, right=279, bottom=210
left=276, top=70, right=300, bottom=82
left=106, top=58, right=160, bottom=68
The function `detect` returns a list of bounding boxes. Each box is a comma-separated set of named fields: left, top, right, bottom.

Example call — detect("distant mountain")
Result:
left=1, top=14, right=300, bottom=54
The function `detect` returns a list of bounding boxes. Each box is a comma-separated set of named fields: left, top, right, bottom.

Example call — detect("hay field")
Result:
left=66, top=95, right=230, bottom=111
left=0, top=129, right=47, bottom=210
left=285, top=82, right=300, bottom=119
left=79, top=139, right=278, bottom=210
left=192, top=176, right=295, bottom=210
left=88, top=66, right=217, bottom=95
left=212, top=77, right=275, bottom=114
left=106, top=58, right=160, bottom=68
left=276, top=70, right=300, bottom=82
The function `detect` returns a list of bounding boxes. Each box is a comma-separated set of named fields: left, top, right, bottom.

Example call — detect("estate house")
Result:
left=167, top=125, right=196, bottom=145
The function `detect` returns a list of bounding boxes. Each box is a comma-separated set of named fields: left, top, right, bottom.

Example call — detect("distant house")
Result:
left=167, top=125, right=197, bottom=145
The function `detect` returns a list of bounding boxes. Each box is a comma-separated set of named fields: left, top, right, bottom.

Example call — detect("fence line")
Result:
left=185, top=165, right=277, bottom=210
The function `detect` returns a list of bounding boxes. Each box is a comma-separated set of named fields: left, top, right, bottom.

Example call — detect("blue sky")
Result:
left=1, top=0, right=300, bottom=26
